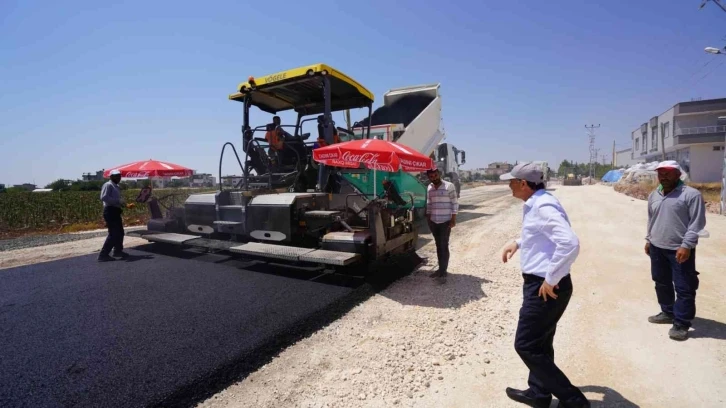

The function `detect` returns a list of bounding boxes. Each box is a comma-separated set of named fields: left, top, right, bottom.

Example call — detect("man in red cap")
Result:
left=645, top=160, right=706, bottom=341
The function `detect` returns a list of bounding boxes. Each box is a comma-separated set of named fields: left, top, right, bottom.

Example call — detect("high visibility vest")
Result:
left=265, top=129, right=284, bottom=150
left=317, top=130, right=341, bottom=147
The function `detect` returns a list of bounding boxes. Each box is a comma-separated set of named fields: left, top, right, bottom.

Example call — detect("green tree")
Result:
left=45, top=179, right=72, bottom=192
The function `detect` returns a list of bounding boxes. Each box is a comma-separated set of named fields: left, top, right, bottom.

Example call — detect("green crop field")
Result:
left=0, top=188, right=215, bottom=237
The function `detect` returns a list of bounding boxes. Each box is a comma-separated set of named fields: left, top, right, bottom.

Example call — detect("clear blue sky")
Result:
left=1, top=0, right=725, bottom=186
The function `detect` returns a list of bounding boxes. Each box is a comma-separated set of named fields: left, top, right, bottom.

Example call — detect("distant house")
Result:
left=175, top=172, right=216, bottom=187
left=82, top=170, right=106, bottom=181
left=484, top=162, right=514, bottom=176
left=629, top=97, right=725, bottom=182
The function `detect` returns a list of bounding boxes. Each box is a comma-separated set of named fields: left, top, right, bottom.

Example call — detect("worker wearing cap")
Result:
left=645, top=160, right=706, bottom=341
left=500, top=162, right=589, bottom=408
left=98, top=170, right=129, bottom=261
left=425, top=168, right=458, bottom=283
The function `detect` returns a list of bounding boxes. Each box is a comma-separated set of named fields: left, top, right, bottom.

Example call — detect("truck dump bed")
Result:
left=356, top=94, right=434, bottom=129
left=353, top=84, right=444, bottom=157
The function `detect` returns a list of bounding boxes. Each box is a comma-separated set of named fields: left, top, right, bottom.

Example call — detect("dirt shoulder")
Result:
left=0, top=235, right=147, bottom=270
left=548, top=185, right=726, bottom=408
left=198, top=185, right=726, bottom=408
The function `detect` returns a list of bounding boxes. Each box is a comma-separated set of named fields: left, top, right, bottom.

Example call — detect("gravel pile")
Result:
left=0, top=227, right=144, bottom=252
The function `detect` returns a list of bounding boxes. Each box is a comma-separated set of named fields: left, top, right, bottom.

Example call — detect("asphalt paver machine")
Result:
left=129, top=64, right=422, bottom=278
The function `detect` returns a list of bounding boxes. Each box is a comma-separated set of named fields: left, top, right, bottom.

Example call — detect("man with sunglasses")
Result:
left=500, top=162, right=589, bottom=408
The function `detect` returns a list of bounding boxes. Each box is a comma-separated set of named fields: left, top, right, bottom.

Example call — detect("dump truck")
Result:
left=128, top=64, right=421, bottom=278
left=343, top=84, right=466, bottom=218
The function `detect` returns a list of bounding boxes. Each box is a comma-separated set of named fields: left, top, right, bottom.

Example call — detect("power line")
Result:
left=700, top=0, right=726, bottom=14
left=696, top=59, right=726, bottom=82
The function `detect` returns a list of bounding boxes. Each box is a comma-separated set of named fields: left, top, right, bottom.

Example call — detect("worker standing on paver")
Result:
left=645, top=160, right=706, bottom=341
left=98, top=170, right=129, bottom=262
left=426, top=168, right=458, bottom=284
left=500, top=162, right=590, bottom=408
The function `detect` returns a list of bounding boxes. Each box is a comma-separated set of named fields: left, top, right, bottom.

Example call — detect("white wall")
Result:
left=615, top=149, right=642, bottom=167
left=631, top=128, right=642, bottom=160
left=689, top=144, right=726, bottom=183
left=660, top=108, right=676, bottom=151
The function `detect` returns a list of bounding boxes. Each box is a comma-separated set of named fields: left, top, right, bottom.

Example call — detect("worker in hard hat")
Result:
left=98, top=170, right=129, bottom=261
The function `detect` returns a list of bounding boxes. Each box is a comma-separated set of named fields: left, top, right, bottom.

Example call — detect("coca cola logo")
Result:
left=342, top=151, right=381, bottom=164
left=123, top=172, right=150, bottom=178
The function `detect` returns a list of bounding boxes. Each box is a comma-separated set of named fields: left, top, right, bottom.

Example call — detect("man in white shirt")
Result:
left=425, top=168, right=458, bottom=283
left=500, top=162, right=589, bottom=408
left=98, top=170, right=129, bottom=262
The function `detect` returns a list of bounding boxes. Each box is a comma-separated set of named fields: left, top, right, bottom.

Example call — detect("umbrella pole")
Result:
left=373, top=169, right=376, bottom=198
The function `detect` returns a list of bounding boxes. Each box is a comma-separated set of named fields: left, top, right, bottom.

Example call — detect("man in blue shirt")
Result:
left=500, top=162, right=589, bottom=408
left=98, top=170, right=129, bottom=261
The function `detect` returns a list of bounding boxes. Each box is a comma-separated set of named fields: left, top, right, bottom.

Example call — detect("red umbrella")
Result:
left=103, top=159, right=194, bottom=178
left=312, top=139, right=433, bottom=172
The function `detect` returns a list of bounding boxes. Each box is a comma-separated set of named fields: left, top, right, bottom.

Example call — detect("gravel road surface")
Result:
left=0, top=249, right=357, bottom=408
left=198, top=185, right=726, bottom=408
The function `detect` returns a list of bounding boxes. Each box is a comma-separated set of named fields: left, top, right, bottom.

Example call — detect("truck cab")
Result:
left=433, top=142, right=466, bottom=197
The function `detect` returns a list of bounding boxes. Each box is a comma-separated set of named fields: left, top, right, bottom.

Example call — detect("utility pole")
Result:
left=585, top=124, right=600, bottom=184
left=612, top=140, right=616, bottom=169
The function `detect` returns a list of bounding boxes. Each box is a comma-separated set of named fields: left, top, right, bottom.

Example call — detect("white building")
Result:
left=614, top=148, right=643, bottom=168
left=630, top=98, right=726, bottom=183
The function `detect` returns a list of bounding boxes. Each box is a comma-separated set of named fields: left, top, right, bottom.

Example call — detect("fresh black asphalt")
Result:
left=0, top=247, right=361, bottom=408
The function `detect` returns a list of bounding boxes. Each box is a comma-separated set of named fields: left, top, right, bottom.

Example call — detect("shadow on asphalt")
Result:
left=133, top=243, right=215, bottom=260
left=132, top=244, right=366, bottom=289
left=120, top=254, right=155, bottom=263
left=380, top=270, right=490, bottom=309
left=573, top=385, right=640, bottom=407
left=689, top=317, right=726, bottom=341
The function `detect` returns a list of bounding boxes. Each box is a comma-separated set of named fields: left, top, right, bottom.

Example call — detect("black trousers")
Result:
left=514, top=273, right=586, bottom=403
left=101, top=206, right=124, bottom=255
left=428, top=220, right=451, bottom=274
left=649, top=245, right=699, bottom=328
